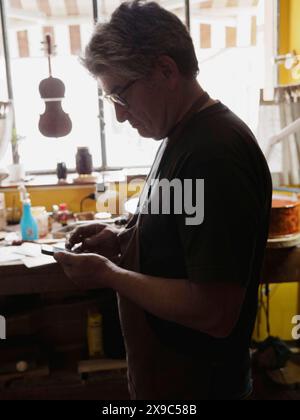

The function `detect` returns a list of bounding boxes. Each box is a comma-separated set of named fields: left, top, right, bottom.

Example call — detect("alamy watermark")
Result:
left=292, top=315, right=300, bottom=340
left=97, top=178, right=205, bottom=226
left=0, top=315, right=6, bottom=340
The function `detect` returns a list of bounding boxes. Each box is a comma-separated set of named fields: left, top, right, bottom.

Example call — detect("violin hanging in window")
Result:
left=39, top=34, right=72, bottom=138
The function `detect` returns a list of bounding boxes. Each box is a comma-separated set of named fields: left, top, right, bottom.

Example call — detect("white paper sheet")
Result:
left=23, top=255, right=56, bottom=268
left=0, top=243, right=57, bottom=267
left=0, top=248, right=24, bottom=264
left=12, top=243, right=42, bottom=258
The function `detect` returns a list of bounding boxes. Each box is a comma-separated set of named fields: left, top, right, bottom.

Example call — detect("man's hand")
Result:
left=66, top=223, right=121, bottom=261
left=54, top=251, right=120, bottom=289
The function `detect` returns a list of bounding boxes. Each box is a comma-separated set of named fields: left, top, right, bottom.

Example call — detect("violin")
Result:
left=39, top=34, right=72, bottom=138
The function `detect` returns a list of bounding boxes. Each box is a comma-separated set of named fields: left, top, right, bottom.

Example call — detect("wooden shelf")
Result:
left=0, top=369, right=129, bottom=400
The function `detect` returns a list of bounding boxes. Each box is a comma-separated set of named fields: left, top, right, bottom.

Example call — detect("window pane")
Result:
left=190, top=0, right=265, bottom=133
left=13, top=55, right=101, bottom=172
left=0, top=12, right=11, bottom=170
left=6, top=0, right=101, bottom=172
left=0, top=26, right=8, bottom=102
left=104, top=102, right=161, bottom=168
left=104, top=0, right=185, bottom=168
left=4, top=0, right=267, bottom=172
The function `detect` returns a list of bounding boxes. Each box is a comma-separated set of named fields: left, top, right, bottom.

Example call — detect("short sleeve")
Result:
left=175, top=154, right=261, bottom=287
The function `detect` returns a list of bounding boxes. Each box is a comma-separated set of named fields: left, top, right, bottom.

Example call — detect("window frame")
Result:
left=1, top=0, right=190, bottom=175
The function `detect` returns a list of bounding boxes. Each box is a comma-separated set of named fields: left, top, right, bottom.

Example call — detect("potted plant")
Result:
left=7, top=127, right=25, bottom=182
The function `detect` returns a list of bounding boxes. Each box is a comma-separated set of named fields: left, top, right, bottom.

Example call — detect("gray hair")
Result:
left=83, top=0, right=199, bottom=80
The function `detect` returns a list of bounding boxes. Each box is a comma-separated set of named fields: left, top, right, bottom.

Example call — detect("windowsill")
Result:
left=0, top=168, right=149, bottom=190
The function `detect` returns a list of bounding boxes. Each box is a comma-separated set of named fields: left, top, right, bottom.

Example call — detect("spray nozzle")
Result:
left=18, top=184, right=30, bottom=203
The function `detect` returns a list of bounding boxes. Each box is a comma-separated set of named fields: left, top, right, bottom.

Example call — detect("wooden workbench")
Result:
left=0, top=245, right=299, bottom=297
left=0, top=246, right=298, bottom=400
left=0, top=259, right=128, bottom=400
left=262, top=246, right=300, bottom=284
left=0, top=247, right=300, bottom=296
left=0, top=262, right=80, bottom=296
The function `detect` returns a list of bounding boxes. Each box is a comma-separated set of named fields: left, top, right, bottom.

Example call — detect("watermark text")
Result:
left=292, top=315, right=300, bottom=340
left=0, top=316, right=6, bottom=340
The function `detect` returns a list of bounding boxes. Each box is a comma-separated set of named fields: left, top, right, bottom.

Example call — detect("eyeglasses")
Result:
left=104, top=79, right=139, bottom=109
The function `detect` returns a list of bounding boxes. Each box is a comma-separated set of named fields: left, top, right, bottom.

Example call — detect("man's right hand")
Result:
left=66, top=223, right=121, bottom=261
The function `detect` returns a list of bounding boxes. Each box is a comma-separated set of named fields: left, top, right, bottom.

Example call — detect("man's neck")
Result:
left=169, top=81, right=212, bottom=133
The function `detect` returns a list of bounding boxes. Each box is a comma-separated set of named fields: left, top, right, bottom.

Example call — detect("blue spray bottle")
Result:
left=19, top=186, right=39, bottom=241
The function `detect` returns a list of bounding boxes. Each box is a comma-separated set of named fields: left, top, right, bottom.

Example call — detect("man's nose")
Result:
left=114, top=103, right=129, bottom=123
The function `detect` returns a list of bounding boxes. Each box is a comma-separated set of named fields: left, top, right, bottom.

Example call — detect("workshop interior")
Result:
left=0, top=0, right=300, bottom=401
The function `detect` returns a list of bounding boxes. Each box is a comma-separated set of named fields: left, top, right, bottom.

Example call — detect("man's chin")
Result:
left=134, top=126, right=163, bottom=140
left=135, top=125, right=152, bottom=138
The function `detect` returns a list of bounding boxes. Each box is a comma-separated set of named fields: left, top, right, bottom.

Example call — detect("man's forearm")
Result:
left=109, top=267, right=229, bottom=336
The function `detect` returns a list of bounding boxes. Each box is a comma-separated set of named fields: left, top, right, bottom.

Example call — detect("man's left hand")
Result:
left=54, top=251, right=119, bottom=289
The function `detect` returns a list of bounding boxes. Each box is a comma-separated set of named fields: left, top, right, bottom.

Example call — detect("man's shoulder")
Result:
left=176, top=104, right=261, bottom=161
left=162, top=104, right=270, bottom=186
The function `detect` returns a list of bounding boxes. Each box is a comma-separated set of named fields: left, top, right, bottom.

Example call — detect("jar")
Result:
left=76, top=147, right=93, bottom=175
left=31, top=206, right=49, bottom=238
left=57, top=203, right=72, bottom=226
left=56, top=162, right=67, bottom=181
left=6, top=207, right=21, bottom=225
left=87, top=309, right=105, bottom=359
left=0, top=193, right=6, bottom=230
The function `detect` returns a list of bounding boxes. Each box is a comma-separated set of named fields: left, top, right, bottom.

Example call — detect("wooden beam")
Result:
left=64, top=0, right=79, bottom=16
left=69, top=24, right=81, bottom=55
left=17, top=30, right=29, bottom=57
left=226, top=26, right=237, bottom=47
left=200, top=23, right=211, bottom=48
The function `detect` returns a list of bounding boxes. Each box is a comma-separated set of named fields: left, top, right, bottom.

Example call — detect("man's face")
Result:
left=99, top=69, right=172, bottom=140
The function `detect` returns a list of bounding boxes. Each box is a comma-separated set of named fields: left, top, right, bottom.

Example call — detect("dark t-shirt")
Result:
left=138, top=102, right=272, bottom=363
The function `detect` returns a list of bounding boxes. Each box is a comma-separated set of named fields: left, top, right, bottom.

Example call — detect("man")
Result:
left=55, top=0, right=272, bottom=400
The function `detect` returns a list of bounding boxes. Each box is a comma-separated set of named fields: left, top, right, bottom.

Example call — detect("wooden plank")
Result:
left=0, top=263, right=82, bottom=295
left=78, top=359, right=127, bottom=374
left=262, top=247, right=300, bottom=284
left=226, top=26, right=237, bottom=48
left=200, top=24, right=211, bottom=49
left=37, top=0, right=52, bottom=17
left=9, top=0, right=22, bottom=8
left=17, top=30, right=30, bottom=58
left=251, top=15, right=257, bottom=46
left=200, top=1, right=213, bottom=8
left=226, top=0, right=239, bottom=6
left=65, top=0, right=79, bottom=16
left=69, top=25, right=81, bottom=55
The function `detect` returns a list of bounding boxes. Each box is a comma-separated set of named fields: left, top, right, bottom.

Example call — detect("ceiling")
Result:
left=4, top=0, right=262, bottom=58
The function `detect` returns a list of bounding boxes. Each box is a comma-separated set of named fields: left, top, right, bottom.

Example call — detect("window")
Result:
left=13, top=54, right=102, bottom=172
left=4, top=0, right=161, bottom=173
left=0, top=22, right=8, bottom=102
left=0, top=5, right=11, bottom=170
left=2, top=0, right=267, bottom=174
left=190, top=0, right=265, bottom=134
left=6, top=1, right=101, bottom=172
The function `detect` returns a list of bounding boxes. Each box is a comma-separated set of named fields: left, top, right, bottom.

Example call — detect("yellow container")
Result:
left=87, top=310, right=105, bottom=359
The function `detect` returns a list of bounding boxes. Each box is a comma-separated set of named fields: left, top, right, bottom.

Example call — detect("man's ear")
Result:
left=156, top=55, right=180, bottom=88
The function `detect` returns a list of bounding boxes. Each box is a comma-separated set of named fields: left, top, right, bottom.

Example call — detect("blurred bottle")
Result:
left=20, top=195, right=39, bottom=241
left=57, top=203, right=72, bottom=226
left=56, top=162, right=68, bottom=182
left=48, top=204, right=60, bottom=232
left=0, top=193, right=6, bottom=230
left=31, top=206, right=49, bottom=238
left=87, top=309, right=105, bottom=359
left=76, top=147, right=93, bottom=176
